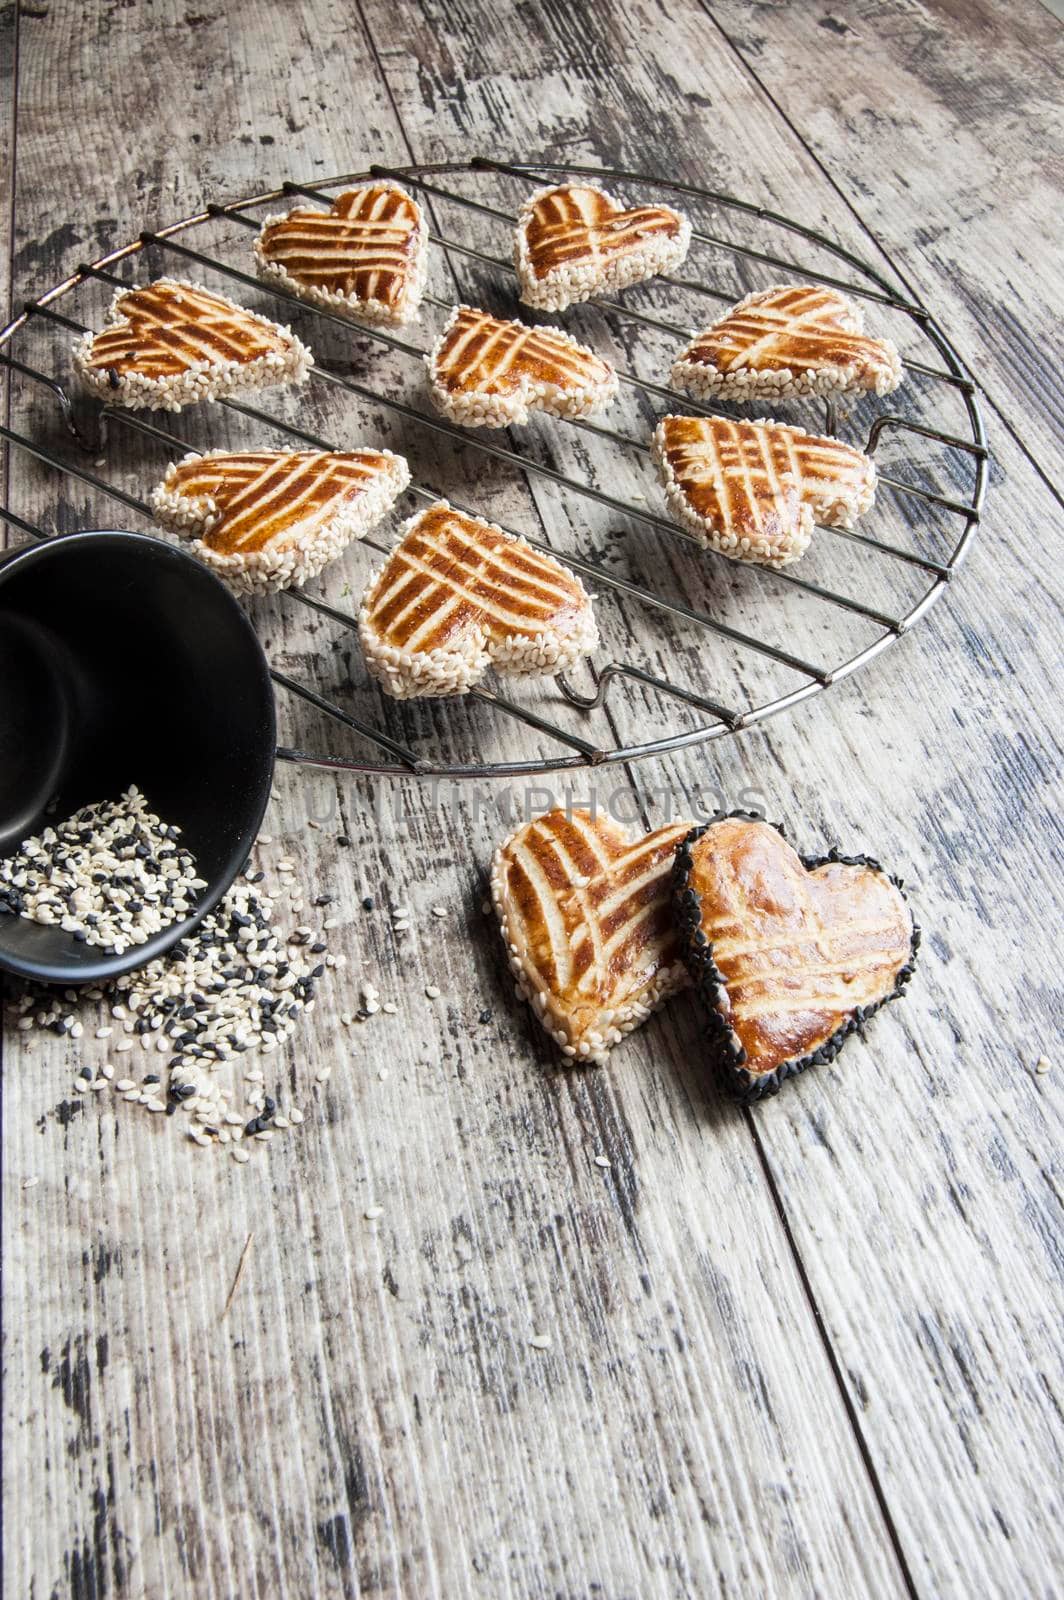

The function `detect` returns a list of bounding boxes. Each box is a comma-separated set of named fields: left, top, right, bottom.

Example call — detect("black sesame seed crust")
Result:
left=670, top=812, right=921, bottom=1103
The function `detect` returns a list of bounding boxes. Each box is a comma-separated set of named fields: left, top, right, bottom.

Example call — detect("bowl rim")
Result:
left=0, top=528, right=277, bottom=986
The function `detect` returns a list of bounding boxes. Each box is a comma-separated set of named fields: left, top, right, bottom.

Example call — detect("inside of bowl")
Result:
left=0, top=531, right=276, bottom=985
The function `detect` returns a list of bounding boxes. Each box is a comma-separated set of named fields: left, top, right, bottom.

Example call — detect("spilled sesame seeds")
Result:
left=6, top=855, right=329, bottom=1163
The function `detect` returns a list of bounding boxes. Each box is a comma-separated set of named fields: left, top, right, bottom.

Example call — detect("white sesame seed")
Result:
left=289, top=1107, right=304, bottom=1124
left=21, top=1176, right=40, bottom=1189
left=95, top=1027, right=113, bottom=1039
left=364, top=1205, right=384, bottom=1220
left=382, top=1002, right=398, bottom=1015
left=1035, top=1055, right=1052, bottom=1075
left=593, top=1156, right=611, bottom=1169
left=528, top=1334, right=552, bottom=1350
left=425, top=984, right=441, bottom=999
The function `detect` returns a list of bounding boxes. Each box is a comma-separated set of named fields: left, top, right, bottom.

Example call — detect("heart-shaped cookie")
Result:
left=652, top=413, right=877, bottom=567
left=359, top=500, right=598, bottom=698
left=254, top=181, right=428, bottom=327
left=492, top=808, right=693, bottom=1061
left=71, top=278, right=313, bottom=412
left=515, top=183, right=691, bottom=310
left=671, top=284, right=903, bottom=404
left=151, top=447, right=410, bottom=594
left=672, top=815, right=918, bottom=1100
left=427, top=304, right=618, bottom=428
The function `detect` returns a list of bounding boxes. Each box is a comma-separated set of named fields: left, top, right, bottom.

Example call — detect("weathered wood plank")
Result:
left=707, top=0, right=1064, bottom=485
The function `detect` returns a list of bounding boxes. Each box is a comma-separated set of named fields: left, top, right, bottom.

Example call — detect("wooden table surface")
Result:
left=2, top=2, right=1062, bottom=1596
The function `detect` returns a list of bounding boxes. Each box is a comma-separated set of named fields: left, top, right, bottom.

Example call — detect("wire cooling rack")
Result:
left=0, top=157, right=987, bottom=778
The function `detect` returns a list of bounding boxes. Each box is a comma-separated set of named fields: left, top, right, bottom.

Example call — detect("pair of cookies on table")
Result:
left=492, top=806, right=918, bottom=1100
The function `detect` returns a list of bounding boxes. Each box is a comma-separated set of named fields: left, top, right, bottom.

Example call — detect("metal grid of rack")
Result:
left=0, top=158, right=988, bottom=778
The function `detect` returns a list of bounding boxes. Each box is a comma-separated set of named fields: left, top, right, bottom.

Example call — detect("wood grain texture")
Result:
left=707, top=0, right=1064, bottom=486
left=2, top=2, right=1063, bottom=1598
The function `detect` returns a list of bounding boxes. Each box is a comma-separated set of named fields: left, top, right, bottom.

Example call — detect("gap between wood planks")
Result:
left=744, top=1112, right=920, bottom=1600
left=699, top=0, right=1064, bottom=511
left=353, top=8, right=926, bottom=1593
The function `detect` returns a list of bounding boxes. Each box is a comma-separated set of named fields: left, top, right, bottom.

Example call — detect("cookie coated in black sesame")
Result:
left=669, top=811, right=921, bottom=1103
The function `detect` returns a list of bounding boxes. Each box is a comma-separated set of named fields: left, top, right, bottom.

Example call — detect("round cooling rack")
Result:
left=0, top=157, right=988, bottom=779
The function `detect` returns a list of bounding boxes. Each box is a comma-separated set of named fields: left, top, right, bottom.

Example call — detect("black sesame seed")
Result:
left=361, top=896, right=374, bottom=911
left=478, top=1009, right=492, bottom=1025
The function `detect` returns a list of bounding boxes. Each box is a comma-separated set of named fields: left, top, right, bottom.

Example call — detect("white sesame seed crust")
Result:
left=149, top=447, right=411, bottom=595
left=489, top=835, right=688, bottom=1065
left=514, top=183, right=692, bottom=311
left=425, top=304, right=619, bottom=429
left=252, top=183, right=429, bottom=328
left=670, top=352, right=903, bottom=404
left=71, top=277, right=313, bottom=412
left=358, top=501, right=598, bottom=700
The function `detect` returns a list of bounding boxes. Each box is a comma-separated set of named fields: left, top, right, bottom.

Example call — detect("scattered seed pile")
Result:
left=0, top=786, right=206, bottom=952
left=7, top=856, right=342, bottom=1162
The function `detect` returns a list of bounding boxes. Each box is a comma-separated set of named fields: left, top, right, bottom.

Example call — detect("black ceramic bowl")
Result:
left=0, top=530, right=276, bottom=985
